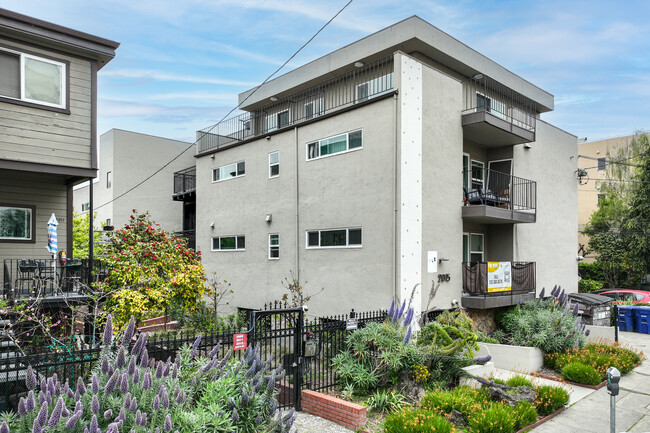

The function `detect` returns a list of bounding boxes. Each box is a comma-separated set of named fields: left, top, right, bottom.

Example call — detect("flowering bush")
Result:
left=100, top=211, right=206, bottom=329
left=560, top=362, right=602, bottom=386
left=383, top=409, right=453, bottom=433
left=534, top=385, right=569, bottom=416
left=1, top=314, right=294, bottom=433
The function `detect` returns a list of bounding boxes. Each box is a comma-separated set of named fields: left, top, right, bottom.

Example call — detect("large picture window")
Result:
left=306, top=130, right=362, bottom=160
left=306, top=228, right=362, bottom=248
left=0, top=205, right=34, bottom=241
left=211, top=235, right=245, bottom=251
left=212, top=161, right=245, bottom=182
left=0, top=48, right=66, bottom=109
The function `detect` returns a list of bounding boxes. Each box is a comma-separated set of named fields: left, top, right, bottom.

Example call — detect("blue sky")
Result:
left=1, top=0, right=648, bottom=143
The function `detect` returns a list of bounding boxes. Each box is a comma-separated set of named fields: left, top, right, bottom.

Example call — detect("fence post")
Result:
left=293, top=308, right=304, bottom=411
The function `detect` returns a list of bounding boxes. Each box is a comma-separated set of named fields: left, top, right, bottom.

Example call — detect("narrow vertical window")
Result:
left=269, top=152, right=279, bottom=178
left=269, top=234, right=279, bottom=259
left=107, top=171, right=112, bottom=188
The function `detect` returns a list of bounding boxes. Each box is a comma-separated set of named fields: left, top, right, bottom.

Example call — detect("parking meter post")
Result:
left=606, top=366, right=621, bottom=433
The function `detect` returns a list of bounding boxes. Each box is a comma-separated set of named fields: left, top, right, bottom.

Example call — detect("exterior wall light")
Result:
left=270, top=97, right=279, bottom=102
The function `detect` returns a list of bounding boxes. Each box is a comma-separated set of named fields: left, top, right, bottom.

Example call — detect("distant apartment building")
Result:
left=181, top=16, right=578, bottom=317
left=577, top=133, right=645, bottom=262
left=73, top=129, right=196, bottom=245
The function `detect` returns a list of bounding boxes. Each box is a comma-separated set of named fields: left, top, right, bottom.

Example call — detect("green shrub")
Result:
left=418, top=311, right=480, bottom=357
left=420, top=385, right=490, bottom=416
left=545, top=342, right=643, bottom=378
left=384, top=409, right=453, bottom=433
left=578, top=279, right=605, bottom=293
left=561, top=362, right=602, bottom=385
left=513, top=401, right=539, bottom=430
left=365, top=390, right=406, bottom=413
left=491, top=377, right=507, bottom=385
left=535, top=385, right=570, bottom=416
left=506, top=375, right=534, bottom=388
left=467, top=403, right=516, bottom=433
left=578, top=262, right=604, bottom=281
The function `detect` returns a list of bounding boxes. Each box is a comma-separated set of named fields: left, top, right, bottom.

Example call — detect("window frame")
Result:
left=106, top=171, right=112, bottom=189
left=0, top=204, right=35, bottom=243
left=463, top=153, right=471, bottom=189
left=268, top=234, right=279, bottom=260
left=211, top=235, right=246, bottom=251
left=81, top=202, right=90, bottom=212
left=304, top=98, right=324, bottom=119
left=305, top=227, right=362, bottom=249
left=212, top=161, right=246, bottom=183
left=597, top=157, right=606, bottom=171
left=267, top=109, right=290, bottom=132
left=306, top=129, right=363, bottom=161
left=0, top=45, right=68, bottom=111
left=470, top=160, right=485, bottom=190
left=463, top=232, right=485, bottom=263
left=356, top=73, right=394, bottom=103
left=269, top=151, right=279, bottom=179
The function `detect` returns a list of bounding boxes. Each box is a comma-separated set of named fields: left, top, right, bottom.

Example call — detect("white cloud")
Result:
left=100, top=69, right=257, bottom=87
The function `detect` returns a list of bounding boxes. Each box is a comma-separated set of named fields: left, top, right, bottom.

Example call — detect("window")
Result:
left=356, top=74, right=394, bottom=102
left=305, top=98, right=324, bottom=119
left=306, top=228, right=362, bottom=248
left=463, top=233, right=484, bottom=263
left=106, top=171, right=112, bottom=188
left=0, top=205, right=33, bottom=241
left=269, top=234, right=279, bottom=259
left=597, top=157, right=606, bottom=171
left=470, top=160, right=484, bottom=189
left=476, top=93, right=506, bottom=120
left=267, top=110, right=290, bottom=132
left=463, top=153, right=470, bottom=189
left=212, top=161, right=245, bottom=182
left=269, top=152, right=279, bottom=178
left=0, top=48, right=66, bottom=108
left=81, top=202, right=90, bottom=212
left=307, top=130, right=362, bottom=160
left=212, top=235, right=245, bottom=251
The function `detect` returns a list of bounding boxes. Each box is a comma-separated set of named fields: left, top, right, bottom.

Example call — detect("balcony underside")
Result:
left=462, top=291, right=535, bottom=309
left=172, top=190, right=195, bottom=202
left=462, top=111, right=535, bottom=147
left=462, top=205, right=535, bottom=224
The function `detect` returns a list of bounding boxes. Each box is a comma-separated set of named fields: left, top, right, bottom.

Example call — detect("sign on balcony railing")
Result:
left=487, top=261, right=511, bottom=293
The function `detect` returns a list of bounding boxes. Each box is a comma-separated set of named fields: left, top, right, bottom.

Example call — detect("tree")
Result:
left=72, top=211, right=105, bottom=258
left=583, top=132, right=649, bottom=287
left=99, top=210, right=206, bottom=328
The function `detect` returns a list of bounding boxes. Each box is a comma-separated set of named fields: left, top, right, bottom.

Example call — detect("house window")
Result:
left=597, top=158, right=606, bottom=171
left=212, top=161, right=245, bottom=182
left=307, top=130, right=362, bottom=160
left=269, top=234, right=279, bottom=259
left=267, top=110, right=290, bottom=132
left=81, top=202, right=90, bottom=212
left=269, top=152, right=279, bottom=178
left=470, top=160, right=484, bottom=189
left=0, top=48, right=66, bottom=108
left=107, top=171, right=112, bottom=188
left=0, top=205, right=33, bottom=241
left=356, top=73, right=394, bottom=102
left=463, top=233, right=484, bottom=263
left=306, top=228, right=362, bottom=248
left=305, top=98, right=324, bottom=119
left=212, top=235, right=245, bottom=251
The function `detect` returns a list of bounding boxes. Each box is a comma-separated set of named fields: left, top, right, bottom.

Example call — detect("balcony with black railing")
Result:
left=172, top=167, right=196, bottom=201
left=462, top=261, right=536, bottom=309
left=196, top=56, right=395, bottom=154
left=462, top=168, right=536, bottom=224
left=462, top=75, right=537, bottom=147
left=174, top=230, right=196, bottom=250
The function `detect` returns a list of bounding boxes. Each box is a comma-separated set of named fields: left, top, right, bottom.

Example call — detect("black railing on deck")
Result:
left=463, top=168, right=536, bottom=212
left=173, top=229, right=196, bottom=250
left=173, top=166, right=196, bottom=196
left=462, top=261, right=536, bottom=295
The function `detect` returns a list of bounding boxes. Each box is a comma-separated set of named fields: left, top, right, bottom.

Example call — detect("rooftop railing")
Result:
left=197, top=56, right=395, bottom=153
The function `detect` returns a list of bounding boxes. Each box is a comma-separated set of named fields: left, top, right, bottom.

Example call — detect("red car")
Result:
left=595, top=289, right=650, bottom=304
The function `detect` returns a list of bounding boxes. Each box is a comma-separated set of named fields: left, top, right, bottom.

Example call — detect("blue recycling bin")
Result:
left=634, top=307, right=650, bottom=334
left=617, top=306, right=634, bottom=331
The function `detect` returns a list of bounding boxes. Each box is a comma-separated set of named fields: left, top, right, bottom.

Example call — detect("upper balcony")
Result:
left=196, top=57, right=394, bottom=154
left=462, top=75, right=536, bottom=147
left=462, top=168, right=536, bottom=224
left=172, top=167, right=196, bottom=201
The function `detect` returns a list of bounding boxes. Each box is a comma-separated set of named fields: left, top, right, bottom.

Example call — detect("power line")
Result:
left=95, top=0, right=354, bottom=211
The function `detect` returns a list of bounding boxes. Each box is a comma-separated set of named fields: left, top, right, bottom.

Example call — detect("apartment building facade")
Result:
left=186, top=16, right=578, bottom=317
left=73, top=129, right=195, bottom=242
left=0, top=8, right=118, bottom=272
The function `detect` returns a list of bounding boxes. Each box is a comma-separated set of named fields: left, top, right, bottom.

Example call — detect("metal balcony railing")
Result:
left=174, top=230, right=196, bottom=250
left=463, top=168, right=536, bottom=212
left=173, top=167, right=196, bottom=196
left=462, top=75, right=537, bottom=132
left=197, top=56, right=395, bottom=153
left=462, top=261, right=536, bottom=296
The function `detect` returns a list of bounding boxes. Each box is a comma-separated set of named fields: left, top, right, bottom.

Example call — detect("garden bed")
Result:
left=530, top=371, right=606, bottom=390
left=515, top=405, right=565, bottom=433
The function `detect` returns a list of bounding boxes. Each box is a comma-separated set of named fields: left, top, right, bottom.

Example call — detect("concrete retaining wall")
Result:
left=477, top=342, right=544, bottom=372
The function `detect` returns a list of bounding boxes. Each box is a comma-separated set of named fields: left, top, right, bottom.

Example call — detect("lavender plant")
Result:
left=3, top=314, right=294, bottom=433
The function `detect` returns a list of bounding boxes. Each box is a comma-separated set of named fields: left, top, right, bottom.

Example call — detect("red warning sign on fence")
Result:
left=233, top=333, right=247, bottom=350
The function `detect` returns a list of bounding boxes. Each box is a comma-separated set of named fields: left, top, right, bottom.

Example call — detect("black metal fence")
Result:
left=0, top=305, right=386, bottom=411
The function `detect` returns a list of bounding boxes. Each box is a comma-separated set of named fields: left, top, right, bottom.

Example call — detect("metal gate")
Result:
left=249, top=307, right=304, bottom=410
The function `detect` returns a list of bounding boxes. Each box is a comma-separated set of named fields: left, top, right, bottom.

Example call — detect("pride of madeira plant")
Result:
left=1, top=314, right=294, bottom=433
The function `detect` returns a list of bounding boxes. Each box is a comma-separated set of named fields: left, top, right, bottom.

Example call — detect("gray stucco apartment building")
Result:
left=185, top=16, right=578, bottom=317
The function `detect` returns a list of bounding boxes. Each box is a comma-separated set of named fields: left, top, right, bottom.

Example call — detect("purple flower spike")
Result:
left=172, top=363, right=178, bottom=379
left=232, top=407, right=240, bottom=423
left=403, top=308, right=414, bottom=327
left=403, top=326, right=412, bottom=344
left=152, top=395, right=160, bottom=411
left=133, top=368, right=140, bottom=384
left=120, top=372, right=129, bottom=394
left=155, top=361, right=163, bottom=379
left=164, top=413, right=173, bottom=432
left=0, top=421, right=8, bottom=433
left=91, top=394, right=100, bottom=414
left=559, top=293, right=566, bottom=304
left=104, top=409, right=113, bottom=419
left=124, top=392, right=132, bottom=409
left=128, top=356, right=137, bottom=375
left=539, top=287, right=545, bottom=298
left=91, top=374, right=99, bottom=394
left=48, top=396, right=64, bottom=428
left=208, top=342, right=221, bottom=358
left=101, top=355, right=110, bottom=375
left=397, top=300, right=406, bottom=319
left=26, top=391, right=35, bottom=411
left=473, top=355, right=492, bottom=364
left=191, top=334, right=202, bottom=358
left=18, top=397, right=26, bottom=415
left=121, top=316, right=136, bottom=346
left=573, top=303, right=580, bottom=316
left=103, top=314, right=114, bottom=345
left=142, top=370, right=152, bottom=390
left=32, top=418, right=43, bottom=433
left=26, top=365, right=37, bottom=390
left=140, top=349, right=149, bottom=368
left=65, top=412, right=81, bottom=429
left=104, top=369, right=120, bottom=394
left=131, top=333, right=147, bottom=357
left=387, top=299, right=395, bottom=317
left=76, top=376, right=86, bottom=396
left=90, top=415, right=98, bottom=433
left=116, top=347, right=126, bottom=369
left=130, top=396, right=138, bottom=412
left=36, top=401, right=48, bottom=428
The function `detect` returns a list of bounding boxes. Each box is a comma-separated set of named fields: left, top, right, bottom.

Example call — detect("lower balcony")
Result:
left=174, top=229, right=196, bottom=250
left=461, top=261, right=536, bottom=309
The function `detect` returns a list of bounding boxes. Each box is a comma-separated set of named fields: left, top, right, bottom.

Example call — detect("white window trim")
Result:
left=306, top=129, right=363, bottom=162
left=305, top=227, right=362, bottom=249
left=269, top=151, right=279, bottom=179
left=470, top=160, right=484, bottom=189
left=212, top=161, right=245, bottom=183
left=469, top=233, right=484, bottom=262
left=211, top=235, right=246, bottom=251
left=268, top=233, right=279, bottom=260
left=304, top=98, right=324, bottom=119
left=106, top=171, right=112, bottom=189
left=0, top=47, right=67, bottom=109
